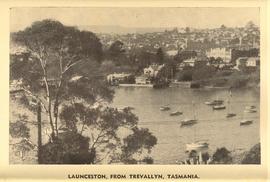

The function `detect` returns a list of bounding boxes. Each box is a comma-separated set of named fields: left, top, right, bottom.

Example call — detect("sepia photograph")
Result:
left=9, top=7, right=261, bottom=166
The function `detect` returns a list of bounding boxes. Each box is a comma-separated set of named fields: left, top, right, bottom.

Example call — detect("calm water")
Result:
left=111, top=87, right=260, bottom=164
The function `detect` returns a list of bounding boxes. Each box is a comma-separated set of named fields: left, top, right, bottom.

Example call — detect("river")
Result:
left=111, top=87, right=260, bottom=164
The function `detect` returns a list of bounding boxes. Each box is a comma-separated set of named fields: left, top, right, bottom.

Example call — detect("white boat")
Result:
left=213, top=105, right=226, bottom=110
left=186, top=141, right=209, bottom=152
left=181, top=101, right=197, bottom=127
left=240, top=120, right=253, bottom=126
left=160, top=106, right=170, bottom=111
left=170, top=111, right=183, bottom=116
left=244, top=109, right=257, bottom=113
left=245, top=105, right=256, bottom=110
left=181, top=119, right=197, bottom=127
left=205, top=99, right=224, bottom=106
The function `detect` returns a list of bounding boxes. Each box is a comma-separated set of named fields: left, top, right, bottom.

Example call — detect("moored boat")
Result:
left=181, top=119, right=197, bottom=127
left=160, top=106, right=170, bottom=111
left=244, top=109, right=257, bottom=113
left=205, top=100, right=224, bottom=106
left=240, top=120, right=253, bottom=126
left=226, top=113, right=237, bottom=118
left=213, top=105, right=226, bottom=110
left=170, top=111, right=183, bottom=116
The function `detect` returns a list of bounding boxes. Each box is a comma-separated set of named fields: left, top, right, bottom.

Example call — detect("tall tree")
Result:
left=11, top=19, right=104, bottom=140
left=11, top=19, right=157, bottom=164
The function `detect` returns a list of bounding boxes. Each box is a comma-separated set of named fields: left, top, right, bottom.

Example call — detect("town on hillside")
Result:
left=103, top=21, right=260, bottom=89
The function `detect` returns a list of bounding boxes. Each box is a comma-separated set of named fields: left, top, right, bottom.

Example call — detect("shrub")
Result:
left=212, top=147, right=232, bottom=164
left=241, top=143, right=260, bottom=164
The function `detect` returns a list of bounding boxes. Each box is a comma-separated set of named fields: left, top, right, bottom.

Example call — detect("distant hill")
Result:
left=78, top=25, right=170, bottom=34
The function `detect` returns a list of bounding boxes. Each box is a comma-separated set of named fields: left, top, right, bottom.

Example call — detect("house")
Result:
left=234, top=57, right=260, bottom=70
left=246, top=57, right=260, bottom=67
left=206, top=48, right=232, bottom=63
left=144, top=64, right=164, bottom=77
left=135, top=75, right=151, bottom=85
left=177, top=57, right=197, bottom=70
left=107, top=73, right=132, bottom=85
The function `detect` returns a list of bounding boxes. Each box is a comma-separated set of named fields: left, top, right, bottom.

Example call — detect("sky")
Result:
left=10, top=7, right=260, bottom=32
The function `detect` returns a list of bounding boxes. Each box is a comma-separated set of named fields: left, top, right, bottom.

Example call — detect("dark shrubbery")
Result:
left=212, top=147, right=232, bottom=164
left=241, top=143, right=260, bottom=164
left=40, top=131, right=95, bottom=164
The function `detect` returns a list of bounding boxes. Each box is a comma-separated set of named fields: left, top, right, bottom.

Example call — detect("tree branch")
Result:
left=21, top=87, right=48, bottom=113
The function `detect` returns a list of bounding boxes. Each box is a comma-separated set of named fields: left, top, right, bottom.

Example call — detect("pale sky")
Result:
left=10, top=7, right=260, bottom=32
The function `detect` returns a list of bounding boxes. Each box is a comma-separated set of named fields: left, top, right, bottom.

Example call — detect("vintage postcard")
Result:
left=0, top=0, right=269, bottom=181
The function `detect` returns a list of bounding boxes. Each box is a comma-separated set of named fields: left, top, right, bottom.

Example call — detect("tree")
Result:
left=11, top=19, right=105, bottom=141
left=107, top=40, right=126, bottom=65
left=156, top=47, right=164, bottom=64
left=11, top=19, right=157, bottom=164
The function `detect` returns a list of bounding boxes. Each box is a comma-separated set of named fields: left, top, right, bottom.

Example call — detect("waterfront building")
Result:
left=135, top=75, right=151, bottom=85
left=107, top=73, right=132, bottom=85
left=234, top=57, right=260, bottom=70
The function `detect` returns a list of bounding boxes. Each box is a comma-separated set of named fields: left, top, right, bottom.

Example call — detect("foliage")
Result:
left=241, top=143, right=260, bottom=164
left=59, top=103, right=157, bottom=164
left=11, top=19, right=108, bottom=140
left=192, top=65, right=216, bottom=81
left=10, top=115, right=30, bottom=139
left=201, top=152, right=210, bottom=164
left=212, top=147, right=232, bottom=164
left=156, top=47, right=164, bottom=64
left=176, top=70, right=193, bottom=81
left=11, top=19, right=158, bottom=164
left=40, top=131, right=94, bottom=164
left=174, top=50, right=197, bottom=63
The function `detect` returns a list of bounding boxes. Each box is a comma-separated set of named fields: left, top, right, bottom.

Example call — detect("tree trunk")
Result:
left=37, top=102, right=42, bottom=164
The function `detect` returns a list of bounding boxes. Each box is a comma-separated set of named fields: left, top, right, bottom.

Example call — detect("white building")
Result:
left=206, top=48, right=232, bottom=63
left=234, top=57, right=260, bottom=70
left=143, top=64, right=164, bottom=77
left=135, top=75, right=151, bottom=84
left=107, top=73, right=132, bottom=84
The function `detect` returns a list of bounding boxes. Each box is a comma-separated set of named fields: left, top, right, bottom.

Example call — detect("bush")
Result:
left=192, top=65, right=216, bottom=81
left=212, top=147, right=232, bottom=164
left=176, top=70, right=193, bottom=81
left=241, top=143, right=260, bottom=164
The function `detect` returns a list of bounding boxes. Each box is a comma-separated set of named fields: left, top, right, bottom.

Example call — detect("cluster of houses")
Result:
left=107, top=46, right=260, bottom=86
left=107, top=64, right=165, bottom=85
left=176, top=47, right=260, bottom=70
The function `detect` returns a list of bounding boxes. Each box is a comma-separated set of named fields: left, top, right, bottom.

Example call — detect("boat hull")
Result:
left=226, top=113, right=236, bottom=118
left=170, top=111, right=183, bottom=116
left=240, top=120, right=253, bottom=126
left=181, top=119, right=197, bottom=127
left=213, top=105, right=226, bottom=110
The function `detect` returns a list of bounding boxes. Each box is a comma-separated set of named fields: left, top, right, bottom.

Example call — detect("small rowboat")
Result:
left=244, top=109, right=257, bottom=113
left=181, top=119, right=197, bottom=127
left=240, top=120, right=253, bottom=126
left=160, top=106, right=170, bottom=111
left=226, top=113, right=237, bottom=118
left=170, top=111, right=183, bottom=116
left=213, top=105, right=226, bottom=110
